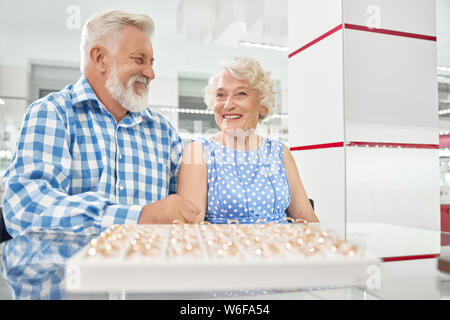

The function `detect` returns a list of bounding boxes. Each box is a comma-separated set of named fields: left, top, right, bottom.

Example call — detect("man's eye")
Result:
left=216, top=93, right=225, bottom=98
left=238, top=91, right=247, bottom=96
left=135, top=58, right=144, bottom=64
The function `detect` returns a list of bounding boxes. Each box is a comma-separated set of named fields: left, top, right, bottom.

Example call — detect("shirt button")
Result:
left=119, top=185, right=124, bottom=191
left=119, top=154, right=123, bottom=160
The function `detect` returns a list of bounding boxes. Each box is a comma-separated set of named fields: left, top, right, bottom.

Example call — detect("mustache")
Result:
left=130, top=75, right=150, bottom=89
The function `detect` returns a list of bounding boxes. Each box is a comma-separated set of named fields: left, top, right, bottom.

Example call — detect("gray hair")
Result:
left=80, top=10, right=155, bottom=73
left=204, top=57, right=276, bottom=121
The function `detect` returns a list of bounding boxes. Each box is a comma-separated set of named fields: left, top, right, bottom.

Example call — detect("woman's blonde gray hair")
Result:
left=80, top=10, right=155, bottom=73
left=204, top=57, right=276, bottom=121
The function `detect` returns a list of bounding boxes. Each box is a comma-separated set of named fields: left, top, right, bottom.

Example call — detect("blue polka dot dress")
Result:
left=197, top=137, right=290, bottom=224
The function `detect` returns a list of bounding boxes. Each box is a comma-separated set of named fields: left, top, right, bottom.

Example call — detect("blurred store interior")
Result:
left=0, top=0, right=449, bottom=225
left=0, top=0, right=291, bottom=203
left=1, top=0, right=450, bottom=301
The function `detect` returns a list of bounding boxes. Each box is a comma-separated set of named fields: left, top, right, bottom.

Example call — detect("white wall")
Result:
left=343, top=0, right=439, bottom=230
left=436, top=0, right=450, bottom=68
left=288, top=0, right=346, bottom=225
left=288, top=0, right=440, bottom=231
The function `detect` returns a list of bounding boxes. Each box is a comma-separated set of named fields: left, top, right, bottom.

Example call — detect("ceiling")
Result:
left=0, top=0, right=447, bottom=62
left=176, top=0, right=287, bottom=48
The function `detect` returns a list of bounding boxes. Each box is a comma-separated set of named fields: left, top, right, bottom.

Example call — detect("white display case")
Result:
left=65, top=223, right=380, bottom=294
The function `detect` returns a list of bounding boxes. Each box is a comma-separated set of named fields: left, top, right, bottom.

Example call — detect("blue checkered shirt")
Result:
left=1, top=75, right=183, bottom=237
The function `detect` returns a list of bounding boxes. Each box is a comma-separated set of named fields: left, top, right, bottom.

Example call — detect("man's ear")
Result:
left=89, top=46, right=108, bottom=73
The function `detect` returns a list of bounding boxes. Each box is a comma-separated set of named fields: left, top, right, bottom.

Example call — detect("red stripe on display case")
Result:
left=290, top=142, right=344, bottom=151
left=288, top=24, right=343, bottom=58
left=344, top=23, right=437, bottom=41
left=381, top=254, right=440, bottom=262
left=288, top=23, right=436, bottom=59
left=346, top=142, right=439, bottom=149
left=290, top=141, right=439, bottom=151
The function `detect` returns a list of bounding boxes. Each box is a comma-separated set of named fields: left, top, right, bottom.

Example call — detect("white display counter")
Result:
left=65, top=223, right=380, bottom=294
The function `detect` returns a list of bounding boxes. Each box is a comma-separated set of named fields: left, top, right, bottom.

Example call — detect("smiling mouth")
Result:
left=134, top=81, right=148, bottom=89
left=223, top=115, right=242, bottom=120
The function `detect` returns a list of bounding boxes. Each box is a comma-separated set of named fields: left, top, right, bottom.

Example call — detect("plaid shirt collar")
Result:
left=71, top=75, right=157, bottom=126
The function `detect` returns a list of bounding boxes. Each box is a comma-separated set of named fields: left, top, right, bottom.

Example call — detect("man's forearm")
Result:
left=3, top=178, right=144, bottom=236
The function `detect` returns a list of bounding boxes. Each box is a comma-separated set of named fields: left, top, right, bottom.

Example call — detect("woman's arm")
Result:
left=283, top=144, right=319, bottom=222
left=177, top=141, right=208, bottom=223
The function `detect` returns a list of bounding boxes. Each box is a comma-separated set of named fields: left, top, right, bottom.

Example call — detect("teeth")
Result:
left=135, top=81, right=147, bottom=87
left=224, top=115, right=241, bottom=119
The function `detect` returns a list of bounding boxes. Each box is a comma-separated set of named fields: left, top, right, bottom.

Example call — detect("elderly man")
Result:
left=2, top=10, right=200, bottom=238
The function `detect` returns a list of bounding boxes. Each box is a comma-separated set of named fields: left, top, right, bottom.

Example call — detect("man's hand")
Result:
left=138, top=194, right=201, bottom=224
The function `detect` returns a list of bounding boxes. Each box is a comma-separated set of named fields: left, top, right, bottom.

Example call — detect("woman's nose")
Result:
left=224, top=96, right=235, bottom=109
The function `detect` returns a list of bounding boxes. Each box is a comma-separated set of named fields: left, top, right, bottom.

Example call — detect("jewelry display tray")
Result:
left=65, top=224, right=380, bottom=293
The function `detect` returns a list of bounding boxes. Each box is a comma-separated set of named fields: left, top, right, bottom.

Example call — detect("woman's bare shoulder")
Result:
left=182, top=141, right=206, bottom=165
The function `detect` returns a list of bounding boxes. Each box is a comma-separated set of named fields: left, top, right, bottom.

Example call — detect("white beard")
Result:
left=105, top=64, right=150, bottom=113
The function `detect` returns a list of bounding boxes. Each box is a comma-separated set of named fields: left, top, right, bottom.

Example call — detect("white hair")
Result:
left=204, top=57, right=276, bottom=121
left=105, top=61, right=150, bottom=113
left=80, top=10, right=155, bottom=73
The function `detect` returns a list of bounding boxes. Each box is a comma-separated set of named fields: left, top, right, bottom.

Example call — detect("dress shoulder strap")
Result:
left=262, top=137, right=285, bottom=160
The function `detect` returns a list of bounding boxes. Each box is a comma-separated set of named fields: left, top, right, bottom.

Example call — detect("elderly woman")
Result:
left=177, top=57, right=318, bottom=224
